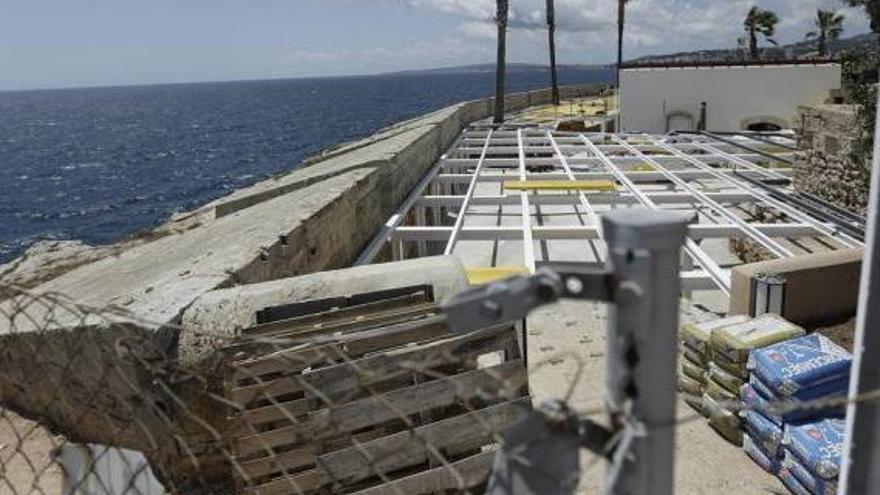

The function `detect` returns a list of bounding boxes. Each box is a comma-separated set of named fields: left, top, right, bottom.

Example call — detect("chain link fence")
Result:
left=2, top=278, right=877, bottom=495
left=0, top=281, right=566, bottom=495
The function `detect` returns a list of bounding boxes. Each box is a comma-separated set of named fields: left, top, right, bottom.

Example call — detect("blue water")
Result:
left=0, top=68, right=613, bottom=264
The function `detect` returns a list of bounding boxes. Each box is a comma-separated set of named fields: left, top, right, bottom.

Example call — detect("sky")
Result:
left=0, top=0, right=871, bottom=90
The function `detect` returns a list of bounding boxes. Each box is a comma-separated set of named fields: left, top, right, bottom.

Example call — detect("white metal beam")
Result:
left=444, top=129, right=494, bottom=255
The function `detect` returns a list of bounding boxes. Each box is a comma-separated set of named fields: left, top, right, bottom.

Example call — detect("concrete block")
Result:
left=179, top=255, right=469, bottom=365
left=729, top=249, right=862, bottom=326
left=528, top=88, right=553, bottom=106
left=505, top=93, right=530, bottom=112
left=559, top=84, right=601, bottom=100
left=460, top=99, right=490, bottom=123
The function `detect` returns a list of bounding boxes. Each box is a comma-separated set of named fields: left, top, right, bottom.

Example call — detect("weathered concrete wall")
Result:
left=0, top=84, right=602, bottom=490
left=179, top=255, right=469, bottom=365
left=794, top=104, right=871, bottom=215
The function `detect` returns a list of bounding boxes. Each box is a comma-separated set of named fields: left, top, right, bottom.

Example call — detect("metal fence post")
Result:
left=602, top=209, right=688, bottom=495
left=838, top=77, right=880, bottom=495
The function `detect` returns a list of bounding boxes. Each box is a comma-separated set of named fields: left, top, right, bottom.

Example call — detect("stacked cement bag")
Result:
left=741, top=333, right=850, bottom=491
left=778, top=419, right=845, bottom=495
left=678, top=315, right=750, bottom=414
left=703, top=314, right=805, bottom=445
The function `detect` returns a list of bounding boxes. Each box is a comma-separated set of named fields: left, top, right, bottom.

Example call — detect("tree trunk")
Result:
left=749, top=29, right=759, bottom=60
left=617, top=0, right=626, bottom=86
left=547, top=0, right=560, bottom=105
left=819, top=32, right=827, bottom=57
left=494, top=0, right=509, bottom=125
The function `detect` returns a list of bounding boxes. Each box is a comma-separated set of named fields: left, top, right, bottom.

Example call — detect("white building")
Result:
left=619, top=61, right=842, bottom=133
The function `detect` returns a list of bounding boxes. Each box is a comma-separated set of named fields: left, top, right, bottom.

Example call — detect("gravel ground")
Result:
left=525, top=299, right=787, bottom=494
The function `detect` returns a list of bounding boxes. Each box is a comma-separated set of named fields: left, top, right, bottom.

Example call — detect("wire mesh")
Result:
left=0, top=278, right=870, bottom=495
left=0, top=282, right=546, bottom=495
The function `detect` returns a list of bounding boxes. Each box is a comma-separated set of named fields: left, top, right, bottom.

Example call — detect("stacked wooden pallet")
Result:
left=225, top=285, right=530, bottom=495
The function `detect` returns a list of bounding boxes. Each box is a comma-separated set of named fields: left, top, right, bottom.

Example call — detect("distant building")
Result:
left=619, top=61, right=841, bottom=133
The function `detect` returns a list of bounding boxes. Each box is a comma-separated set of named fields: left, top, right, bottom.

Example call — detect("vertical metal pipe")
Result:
left=602, top=209, right=687, bottom=495
left=838, top=76, right=880, bottom=495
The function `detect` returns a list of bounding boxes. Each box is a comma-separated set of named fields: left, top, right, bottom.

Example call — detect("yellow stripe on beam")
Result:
left=466, top=267, right=529, bottom=285
left=503, top=180, right=617, bottom=192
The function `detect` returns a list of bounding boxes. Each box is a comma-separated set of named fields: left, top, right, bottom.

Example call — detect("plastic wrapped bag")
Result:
left=741, top=376, right=843, bottom=425
left=678, top=373, right=703, bottom=397
left=712, top=350, right=750, bottom=380
left=779, top=466, right=812, bottom=495
left=709, top=361, right=745, bottom=394
left=711, top=314, right=804, bottom=363
left=681, top=315, right=749, bottom=354
left=743, top=434, right=780, bottom=474
left=785, top=418, right=845, bottom=479
left=706, top=377, right=738, bottom=404
left=681, top=355, right=706, bottom=383
left=703, top=393, right=742, bottom=446
left=682, top=344, right=708, bottom=367
left=749, top=333, right=851, bottom=399
left=742, top=410, right=783, bottom=456
left=781, top=449, right=837, bottom=495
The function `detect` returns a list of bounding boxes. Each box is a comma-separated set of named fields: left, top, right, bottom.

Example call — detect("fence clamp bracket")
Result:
left=443, top=265, right=615, bottom=334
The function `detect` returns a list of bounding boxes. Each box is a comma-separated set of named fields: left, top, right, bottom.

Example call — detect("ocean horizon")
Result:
left=0, top=67, right=614, bottom=264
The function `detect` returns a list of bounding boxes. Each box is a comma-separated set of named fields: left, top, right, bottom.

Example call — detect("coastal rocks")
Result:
left=0, top=240, right=117, bottom=290
left=794, top=105, right=870, bottom=216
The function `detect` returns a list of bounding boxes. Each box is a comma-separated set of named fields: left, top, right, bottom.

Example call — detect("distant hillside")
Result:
left=390, top=62, right=611, bottom=76
left=628, top=32, right=875, bottom=65
left=388, top=32, right=874, bottom=77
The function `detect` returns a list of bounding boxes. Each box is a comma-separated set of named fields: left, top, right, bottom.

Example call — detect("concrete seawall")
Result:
left=0, top=85, right=603, bottom=487
left=4, top=83, right=603, bottom=327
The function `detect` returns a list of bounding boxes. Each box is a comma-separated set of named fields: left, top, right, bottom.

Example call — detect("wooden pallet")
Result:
left=226, top=286, right=531, bottom=495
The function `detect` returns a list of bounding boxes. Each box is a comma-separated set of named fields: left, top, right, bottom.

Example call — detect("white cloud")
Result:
left=394, top=0, right=870, bottom=55
left=290, top=0, right=872, bottom=75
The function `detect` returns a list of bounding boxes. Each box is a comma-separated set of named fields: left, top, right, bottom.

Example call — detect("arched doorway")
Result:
left=666, top=111, right=695, bottom=132
left=746, top=121, right=783, bottom=132
left=740, top=115, right=788, bottom=132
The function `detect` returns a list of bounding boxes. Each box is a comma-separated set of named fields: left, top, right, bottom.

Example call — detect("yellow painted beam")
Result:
left=503, top=180, right=617, bottom=192
left=630, top=163, right=655, bottom=172
left=466, top=267, right=529, bottom=285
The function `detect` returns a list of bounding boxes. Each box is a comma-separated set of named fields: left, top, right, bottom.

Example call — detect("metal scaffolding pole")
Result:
left=578, top=133, right=732, bottom=292
left=445, top=130, right=494, bottom=255
left=838, top=87, right=880, bottom=495
left=613, top=135, right=793, bottom=259
left=516, top=129, right=537, bottom=272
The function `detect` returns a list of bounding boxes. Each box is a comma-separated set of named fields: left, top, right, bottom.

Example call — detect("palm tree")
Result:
left=494, top=0, right=509, bottom=125
left=807, top=10, right=845, bottom=57
left=617, top=0, right=632, bottom=84
left=743, top=6, right=779, bottom=60
left=546, top=0, right=560, bottom=106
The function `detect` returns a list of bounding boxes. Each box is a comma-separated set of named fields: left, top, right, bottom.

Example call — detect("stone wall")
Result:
left=794, top=104, right=871, bottom=215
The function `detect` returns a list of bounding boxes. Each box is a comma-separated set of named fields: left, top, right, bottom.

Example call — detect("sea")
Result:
left=0, top=67, right=613, bottom=265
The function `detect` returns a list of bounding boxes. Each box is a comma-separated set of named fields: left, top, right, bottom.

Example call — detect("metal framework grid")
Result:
left=357, top=124, right=863, bottom=294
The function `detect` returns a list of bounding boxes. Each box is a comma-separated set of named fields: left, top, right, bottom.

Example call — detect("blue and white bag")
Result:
left=784, top=418, right=845, bottom=479
left=749, top=334, right=851, bottom=399
left=743, top=434, right=780, bottom=474
left=779, top=466, right=813, bottom=495
left=742, top=410, right=783, bottom=456
left=781, top=449, right=837, bottom=495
